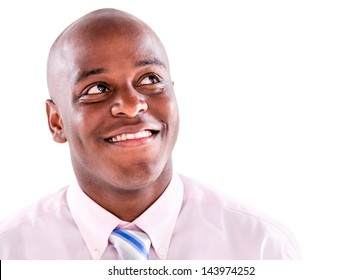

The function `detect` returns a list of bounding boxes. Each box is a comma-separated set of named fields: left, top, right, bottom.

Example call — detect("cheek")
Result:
left=169, top=100, right=180, bottom=136
left=168, top=94, right=180, bottom=130
left=61, top=106, right=101, bottom=145
left=150, top=92, right=179, bottom=124
left=156, top=93, right=179, bottom=144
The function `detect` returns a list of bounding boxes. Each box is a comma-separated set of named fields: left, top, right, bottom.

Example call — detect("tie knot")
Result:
left=110, top=228, right=151, bottom=260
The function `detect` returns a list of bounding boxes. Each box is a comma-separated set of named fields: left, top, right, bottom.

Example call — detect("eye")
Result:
left=138, top=74, right=161, bottom=86
left=86, top=83, right=110, bottom=95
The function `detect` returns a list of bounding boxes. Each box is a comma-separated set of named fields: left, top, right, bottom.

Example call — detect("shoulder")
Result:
left=0, top=186, right=69, bottom=234
left=0, top=186, right=85, bottom=259
left=178, top=174, right=301, bottom=259
left=180, top=174, right=267, bottom=215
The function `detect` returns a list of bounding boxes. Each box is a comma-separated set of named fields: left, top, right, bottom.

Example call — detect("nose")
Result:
left=110, top=90, right=148, bottom=118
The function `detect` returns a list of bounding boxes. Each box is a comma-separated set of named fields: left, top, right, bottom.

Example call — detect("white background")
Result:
left=0, top=0, right=360, bottom=263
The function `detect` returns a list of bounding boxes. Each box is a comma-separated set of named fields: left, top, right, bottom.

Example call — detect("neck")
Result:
left=76, top=163, right=173, bottom=221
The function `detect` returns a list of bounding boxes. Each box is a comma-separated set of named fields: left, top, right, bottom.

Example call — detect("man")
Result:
left=0, top=8, right=300, bottom=259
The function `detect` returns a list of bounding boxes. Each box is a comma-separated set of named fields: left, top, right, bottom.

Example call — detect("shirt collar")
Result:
left=67, top=174, right=184, bottom=260
left=134, top=174, right=183, bottom=259
left=67, top=180, right=120, bottom=259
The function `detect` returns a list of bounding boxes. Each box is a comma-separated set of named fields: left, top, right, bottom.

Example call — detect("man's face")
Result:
left=47, top=23, right=179, bottom=191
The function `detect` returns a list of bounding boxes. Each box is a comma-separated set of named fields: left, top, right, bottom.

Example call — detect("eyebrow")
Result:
left=135, top=58, right=167, bottom=68
left=75, top=68, right=108, bottom=84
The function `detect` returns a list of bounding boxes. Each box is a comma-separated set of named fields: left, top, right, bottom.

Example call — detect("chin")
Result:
left=107, top=163, right=164, bottom=189
left=122, top=159, right=172, bottom=190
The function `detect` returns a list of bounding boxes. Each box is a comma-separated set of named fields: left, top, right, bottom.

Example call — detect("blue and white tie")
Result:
left=109, top=229, right=151, bottom=260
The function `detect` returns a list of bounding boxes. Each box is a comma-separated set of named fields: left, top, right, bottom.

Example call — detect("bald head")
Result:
left=47, top=8, right=169, bottom=102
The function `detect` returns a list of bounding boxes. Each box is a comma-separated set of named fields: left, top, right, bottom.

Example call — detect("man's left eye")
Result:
left=138, top=75, right=161, bottom=86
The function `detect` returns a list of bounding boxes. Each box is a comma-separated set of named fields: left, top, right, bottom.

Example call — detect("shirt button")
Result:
left=92, top=249, right=100, bottom=258
left=158, top=248, right=166, bottom=255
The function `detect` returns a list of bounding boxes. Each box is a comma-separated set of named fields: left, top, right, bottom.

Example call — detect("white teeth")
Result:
left=109, top=130, right=152, bottom=143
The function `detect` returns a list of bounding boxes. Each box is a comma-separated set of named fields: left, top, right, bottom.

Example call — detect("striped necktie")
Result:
left=109, top=228, right=151, bottom=260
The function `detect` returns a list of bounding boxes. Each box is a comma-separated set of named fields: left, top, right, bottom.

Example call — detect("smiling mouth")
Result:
left=106, top=130, right=158, bottom=143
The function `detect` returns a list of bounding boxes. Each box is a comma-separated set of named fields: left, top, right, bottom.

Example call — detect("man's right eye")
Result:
left=86, top=84, right=109, bottom=95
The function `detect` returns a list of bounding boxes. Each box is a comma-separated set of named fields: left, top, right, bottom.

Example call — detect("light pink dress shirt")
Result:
left=0, top=174, right=301, bottom=259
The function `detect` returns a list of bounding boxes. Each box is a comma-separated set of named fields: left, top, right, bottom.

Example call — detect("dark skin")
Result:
left=46, top=9, right=180, bottom=221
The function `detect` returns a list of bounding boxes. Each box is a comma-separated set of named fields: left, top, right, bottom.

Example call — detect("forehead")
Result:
left=75, top=30, right=164, bottom=65
left=48, top=14, right=169, bottom=89
left=67, top=17, right=166, bottom=62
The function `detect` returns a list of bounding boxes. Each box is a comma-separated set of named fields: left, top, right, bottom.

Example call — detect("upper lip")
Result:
left=104, top=123, right=161, bottom=140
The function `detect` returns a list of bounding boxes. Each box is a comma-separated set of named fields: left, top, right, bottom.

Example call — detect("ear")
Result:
left=46, top=99, right=67, bottom=143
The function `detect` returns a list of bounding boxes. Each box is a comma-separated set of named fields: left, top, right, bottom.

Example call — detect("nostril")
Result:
left=110, top=99, right=148, bottom=118
left=138, top=100, right=148, bottom=113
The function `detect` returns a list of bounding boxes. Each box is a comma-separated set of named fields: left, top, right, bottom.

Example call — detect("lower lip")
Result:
left=107, top=133, right=157, bottom=148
